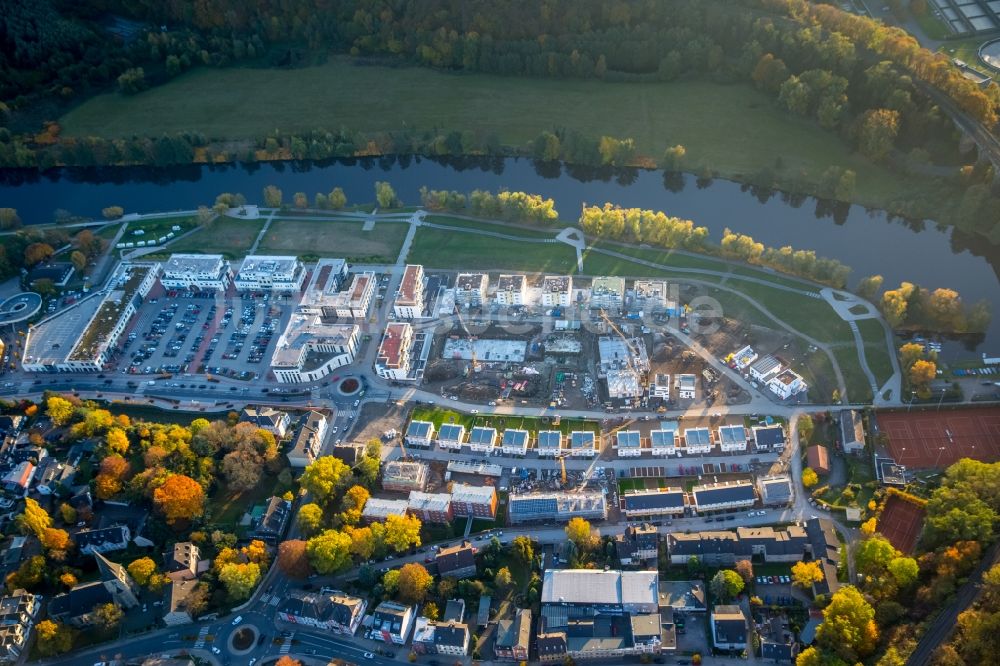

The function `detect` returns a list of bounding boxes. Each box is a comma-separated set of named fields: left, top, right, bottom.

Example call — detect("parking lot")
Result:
left=112, top=285, right=296, bottom=381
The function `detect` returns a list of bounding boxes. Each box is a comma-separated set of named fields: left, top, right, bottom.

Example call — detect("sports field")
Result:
left=877, top=493, right=925, bottom=554
left=57, top=59, right=958, bottom=217
left=258, top=219, right=408, bottom=261
left=877, top=407, right=1000, bottom=469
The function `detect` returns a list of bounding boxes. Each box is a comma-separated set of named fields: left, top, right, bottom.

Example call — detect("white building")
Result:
left=649, top=373, right=671, bottom=402
left=160, top=254, right=232, bottom=290
left=375, top=322, right=413, bottom=381
left=730, top=346, right=758, bottom=371
left=767, top=369, right=807, bottom=399
left=570, top=431, right=597, bottom=458
left=23, top=262, right=159, bottom=372
left=716, top=425, right=748, bottom=453
left=590, top=276, right=626, bottom=311
left=467, top=426, right=497, bottom=454
left=405, top=421, right=435, bottom=449
left=277, top=589, right=367, bottom=636
left=537, top=431, right=563, bottom=457
left=436, top=424, right=466, bottom=451
left=270, top=317, right=359, bottom=383
left=394, top=264, right=425, bottom=319
left=541, top=276, right=573, bottom=308
left=454, top=273, right=488, bottom=307
left=682, top=428, right=712, bottom=455
left=749, top=355, right=783, bottom=383
left=675, top=374, right=697, bottom=400
left=632, top=280, right=675, bottom=313
left=297, top=259, right=370, bottom=319
left=495, top=275, right=527, bottom=306
left=371, top=601, right=416, bottom=645
left=234, top=255, right=305, bottom=292
left=650, top=425, right=679, bottom=457
left=501, top=429, right=529, bottom=456
left=616, top=430, right=642, bottom=458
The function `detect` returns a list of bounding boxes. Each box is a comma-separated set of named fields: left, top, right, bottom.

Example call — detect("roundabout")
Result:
left=229, top=625, right=259, bottom=654
left=336, top=376, right=361, bottom=396
left=0, top=292, right=41, bottom=325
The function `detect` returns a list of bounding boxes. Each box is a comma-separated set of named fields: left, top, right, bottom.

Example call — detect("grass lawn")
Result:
left=938, top=38, right=994, bottom=73
left=819, top=455, right=876, bottom=510
left=58, top=58, right=961, bottom=218
left=407, top=227, right=578, bottom=272
left=857, top=318, right=894, bottom=388
left=127, top=215, right=199, bottom=240
left=914, top=11, right=954, bottom=40
left=424, top=215, right=559, bottom=239
left=833, top=346, right=874, bottom=404
left=259, top=218, right=409, bottom=261
left=96, top=222, right=122, bottom=240
left=167, top=216, right=265, bottom=258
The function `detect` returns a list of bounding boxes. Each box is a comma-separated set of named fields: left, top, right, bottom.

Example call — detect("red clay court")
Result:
left=877, top=407, right=1000, bottom=469
left=877, top=494, right=925, bottom=554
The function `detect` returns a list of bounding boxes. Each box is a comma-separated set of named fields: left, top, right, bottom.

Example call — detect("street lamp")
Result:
left=907, top=390, right=916, bottom=412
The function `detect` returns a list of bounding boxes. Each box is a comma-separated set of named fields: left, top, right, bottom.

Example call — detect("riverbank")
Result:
left=53, top=58, right=965, bottom=229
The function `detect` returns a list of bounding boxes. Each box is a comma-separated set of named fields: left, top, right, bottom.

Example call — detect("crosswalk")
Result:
left=193, top=626, right=210, bottom=648
left=279, top=634, right=294, bottom=654
left=258, top=593, right=282, bottom=607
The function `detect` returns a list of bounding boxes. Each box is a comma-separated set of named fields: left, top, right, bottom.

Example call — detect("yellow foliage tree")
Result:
left=802, top=468, right=819, bottom=489
left=791, top=560, right=825, bottom=589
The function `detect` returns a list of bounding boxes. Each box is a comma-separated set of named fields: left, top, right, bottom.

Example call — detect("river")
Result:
left=1, top=155, right=998, bottom=357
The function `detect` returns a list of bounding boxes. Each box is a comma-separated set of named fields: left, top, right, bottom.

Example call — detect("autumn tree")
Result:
left=35, top=620, right=74, bottom=656
left=496, top=566, right=514, bottom=591
left=41, top=528, right=72, bottom=557
left=300, top=456, right=353, bottom=505
left=888, top=556, right=919, bottom=587
left=328, top=187, right=347, bottom=210
left=307, top=529, right=353, bottom=574
left=899, top=343, right=926, bottom=370
left=882, top=282, right=915, bottom=328
left=92, top=602, right=123, bottom=632
left=375, top=181, right=399, bottom=209
left=855, top=535, right=899, bottom=578
left=59, top=572, right=78, bottom=588
left=6, top=556, right=46, bottom=591
left=802, top=468, right=819, bottom=489
left=275, top=658, right=302, bottom=666
left=293, top=192, right=308, bottom=208
left=792, top=560, right=825, bottom=589
left=102, top=206, right=124, bottom=220
left=511, top=536, right=534, bottom=567
left=857, top=108, right=900, bottom=161
left=909, top=359, right=937, bottom=398
left=70, top=250, right=87, bottom=272
left=263, top=185, right=283, bottom=207
left=565, top=517, right=595, bottom=550
left=735, top=559, right=754, bottom=585
left=422, top=601, right=440, bottom=621
left=218, top=562, right=261, bottom=601
left=798, top=414, right=815, bottom=443
left=17, top=498, right=52, bottom=538
left=816, top=586, right=879, bottom=662
left=710, top=569, right=745, bottom=601
left=153, top=474, right=205, bottom=525
left=383, top=513, right=422, bottom=553
left=127, top=557, right=158, bottom=587
left=46, top=395, right=75, bottom=425
left=95, top=454, right=130, bottom=499
left=105, top=427, right=129, bottom=455
left=277, top=540, right=312, bottom=579
left=340, top=485, right=370, bottom=526
left=0, top=208, right=21, bottom=230
left=857, top=275, right=884, bottom=301
left=297, top=503, right=325, bottom=536
left=397, top=563, right=433, bottom=604
left=24, top=242, right=54, bottom=266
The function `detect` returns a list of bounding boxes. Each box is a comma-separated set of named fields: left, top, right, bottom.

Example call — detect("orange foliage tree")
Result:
left=153, top=474, right=205, bottom=525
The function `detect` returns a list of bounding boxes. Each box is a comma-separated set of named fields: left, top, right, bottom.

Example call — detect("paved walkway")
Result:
left=248, top=209, right=277, bottom=254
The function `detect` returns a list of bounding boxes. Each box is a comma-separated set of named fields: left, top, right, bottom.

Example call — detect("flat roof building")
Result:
left=361, top=498, right=410, bottom=523
left=757, top=476, right=794, bottom=506
left=616, top=430, right=642, bottom=458
left=495, top=274, right=527, bottom=306
left=297, top=260, right=373, bottom=319
left=468, top=426, right=498, bottom=453
left=501, top=429, right=529, bottom=456
left=682, top=428, right=712, bottom=455
left=570, top=431, right=597, bottom=457
left=454, top=273, right=488, bottom=307
left=590, top=276, right=626, bottom=311
left=271, top=317, right=359, bottom=384
left=436, top=423, right=466, bottom=451
left=541, top=570, right=658, bottom=612
left=375, top=322, right=414, bottom=381
left=407, top=491, right=452, bottom=524
left=160, top=254, right=232, bottom=290
left=404, top=420, right=435, bottom=449
left=24, top=262, right=159, bottom=372
left=650, top=425, right=679, bottom=457
left=234, top=255, right=305, bottom=292
left=717, top=425, right=748, bottom=453
left=509, top=491, right=607, bottom=524
left=537, top=430, right=563, bottom=457
left=541, top=276, right=573, bottom=307
left=449, top=483, right=497, bottom=519
left=394, top=264, right=425, bottom=319
left=752, top=425, right=786, bottom=451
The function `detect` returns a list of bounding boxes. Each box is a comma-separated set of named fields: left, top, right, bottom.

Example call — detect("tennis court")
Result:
left=876, top=407, right=1000, bottom=469
left=877, top=493, right=925, bottom=554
